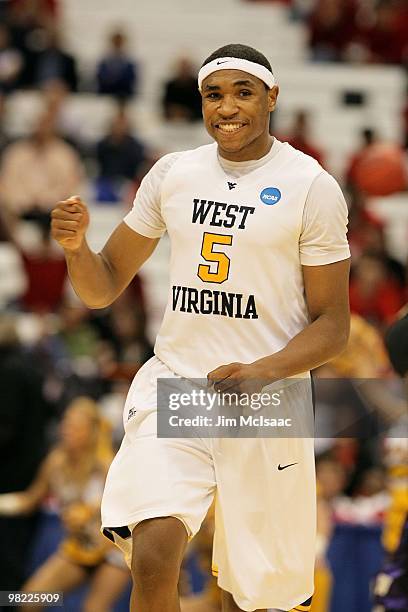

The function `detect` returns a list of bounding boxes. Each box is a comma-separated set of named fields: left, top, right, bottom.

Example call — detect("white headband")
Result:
left=198, top=57, right=276, bottom=91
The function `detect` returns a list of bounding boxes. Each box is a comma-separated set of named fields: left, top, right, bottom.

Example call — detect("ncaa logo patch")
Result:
left=260, top=187, right=281, bottom=205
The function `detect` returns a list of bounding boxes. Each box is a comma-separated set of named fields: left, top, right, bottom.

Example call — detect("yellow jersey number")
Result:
left=197, top=232, right=233, bottom=284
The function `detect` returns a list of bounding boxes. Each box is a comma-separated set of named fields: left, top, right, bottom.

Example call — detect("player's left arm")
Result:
left=208, top=171, right=351, bottom=393
left=256, top=258, right=351, bottom=378
left=208, top=259, right=350, bottom=392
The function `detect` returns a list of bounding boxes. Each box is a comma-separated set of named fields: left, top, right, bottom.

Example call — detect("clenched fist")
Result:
left=51, top=196, right=90, bottom=252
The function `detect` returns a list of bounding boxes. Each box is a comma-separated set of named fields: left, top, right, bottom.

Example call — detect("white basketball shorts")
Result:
left=101, top=356, right=316, bottom=611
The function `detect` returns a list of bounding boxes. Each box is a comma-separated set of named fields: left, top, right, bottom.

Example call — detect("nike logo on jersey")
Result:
left=278, top=462, right=298, bottom=471
left=227, top=182, right=237, bottom=190
left=217, top=60, right=229, bottom=65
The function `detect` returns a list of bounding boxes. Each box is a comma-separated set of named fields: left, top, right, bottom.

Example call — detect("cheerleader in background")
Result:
left=0, top=396, right=130, bottom=612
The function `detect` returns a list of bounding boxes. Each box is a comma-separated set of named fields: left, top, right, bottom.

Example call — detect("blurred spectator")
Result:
left=347, top=137, right=407, bottom=197
left=0, top=314, right=51, bottom=592
left=358, top=0, right=408, bottom=65
left=333, top=470, right=388, bottom=524
left=324, top=313, right=391, bottom=379
left=92, top=276, right=147, bottom=333
left=374, top=449, right=408, bottom=608
left=290, top=0, right=316, bottom=21
left=6, top=2, right=59, bottom=87
left=109, top=309, right=148, bottom=365
left=404, top=85, right=408, bottom=150
left=30, top=318, right=107, bottom=410
left=108, top=299, right=153, bottom=363
left=41, top=79, right=84, bottom=152
left=6, top=0, right=42, bottom=87
left=0, top=108, right=82, bottom=218
left=330, top=438, right=378, bottom=498
left=349, top=252, right=404, bottom=329
left=96, top=30, right=138, bottom=99
left=314, top=313, right=391, bottom=474
left=8, top=0, right=60, bottom=28
left=359, top=224, right=405, bottom=288
left=19, top=225, right=67, bottom=314
left=50, top=300, right=112, bottom=401
left=347, top=190, right=406, bottom=288
left=346, top=127, right=377, bottom=189
left=0, top=93, right=10, bottom=159
left=312, top=455, right=347, bottom=612
left=306, top=0, right=408, bottom=65
left=347, top=190, right=384, bottom=255
left=373, top=310, right=408, bottom=612
left=385, top=306, right=408, bottom=377
left=95, top=107, right=146, bottom=202
left=282, top=110, right=325, bottom=165
left=33, top=28, right=78, bottom=92
left=355, top=466, right=387, bottom=497
left=162, top=57, right=202, bottom=122
left=316, top=453, right=348, bottom=505
left=90, top=284, right=153, bottom=382
left=0, top=397, right=130, bottom=608
left=57, top=301, right=101, bottom=362
left=308, top=0, right=357, bottom=62
left=0, top=23, right=23, bottom=93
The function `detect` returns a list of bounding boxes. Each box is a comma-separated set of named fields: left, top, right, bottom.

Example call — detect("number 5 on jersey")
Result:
left=197, top=232, right=233, bottom=284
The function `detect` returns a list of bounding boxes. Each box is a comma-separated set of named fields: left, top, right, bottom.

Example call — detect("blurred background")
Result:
left=0, top=0, right=407, bottom=611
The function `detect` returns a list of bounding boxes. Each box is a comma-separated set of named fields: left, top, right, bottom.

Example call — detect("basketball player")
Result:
left=373, top=310, right=408, bottom=612
left=51, top=44, right=351, bottom=612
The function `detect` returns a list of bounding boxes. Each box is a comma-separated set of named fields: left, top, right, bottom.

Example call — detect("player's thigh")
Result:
left=22, top=553, right=87, bottom=601
left=221, top=589, right=266, bottom=612
left=84, top=562, right=131, bottom=611
left=103, top=409, right=216, bottom=550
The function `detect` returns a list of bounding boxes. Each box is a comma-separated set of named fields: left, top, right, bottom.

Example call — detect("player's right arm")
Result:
left=51, top=196, right=159, bottom=309
left=52, top=153, right=177, bottom=309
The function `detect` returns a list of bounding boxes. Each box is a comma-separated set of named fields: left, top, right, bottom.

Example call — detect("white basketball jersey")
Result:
left=124, top=139, right=350, bottom=378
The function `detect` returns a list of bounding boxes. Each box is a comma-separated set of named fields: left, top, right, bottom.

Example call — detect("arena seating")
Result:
left=60, top=0, right=405, bottom=172
left=1, top=0, right=406, bottom=337
left=4, top=0, right=405, bottom=176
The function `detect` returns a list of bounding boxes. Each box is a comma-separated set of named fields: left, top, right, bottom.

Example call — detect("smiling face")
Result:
left=201, top=69, right=278, bottom=161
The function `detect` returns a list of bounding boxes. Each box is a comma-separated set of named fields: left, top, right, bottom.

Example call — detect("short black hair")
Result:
left=202, top=43, right=273, bottom=74
left=385, top=311, right=408, bottom=377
